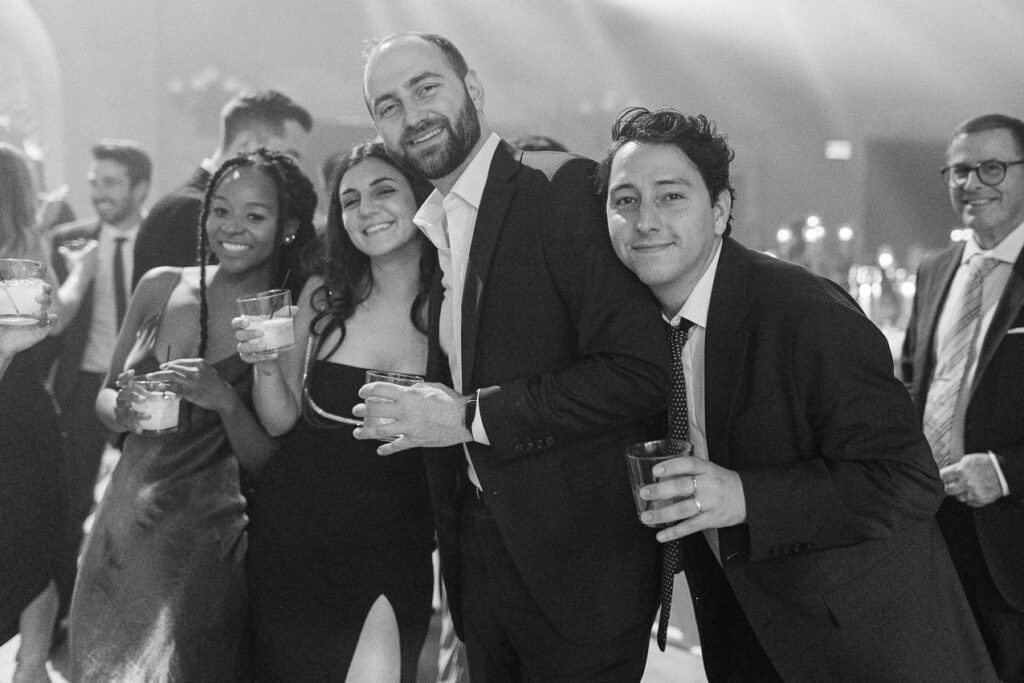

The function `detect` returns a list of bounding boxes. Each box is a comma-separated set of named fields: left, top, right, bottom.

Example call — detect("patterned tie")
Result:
left=658, top=318, right=694, bottom=651
left=922, top=254, right=998, bottom=468
left=113, top=236, right=129, bottom=326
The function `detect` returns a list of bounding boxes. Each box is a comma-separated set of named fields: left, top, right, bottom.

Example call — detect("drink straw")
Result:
left=0, top=269, right=22, bottom=315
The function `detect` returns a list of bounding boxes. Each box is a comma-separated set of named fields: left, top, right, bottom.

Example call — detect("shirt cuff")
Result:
left=988, top=451, right=1010, bottom=497
left=471, top=392, right=490, bottom=445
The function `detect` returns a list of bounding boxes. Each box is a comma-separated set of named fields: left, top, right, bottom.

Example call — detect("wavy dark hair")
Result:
left=308, top=140, right=435, bottom=360
left=597, top=106, right=737, bottom=236
left=0, top=142, right=39, bottom=259
left=195, top=148, right=318, bottom=357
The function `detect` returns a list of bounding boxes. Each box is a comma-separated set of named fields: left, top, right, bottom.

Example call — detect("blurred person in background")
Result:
left=902, top=113, right=1024, bottom=681
left=48, top=140, right=152, bottom=622
left=237, top=140, right=436, bottom=682
left=69, top=148, right=316, bottom=681
left=132, top=89, right=312, bottom=287
left=508, top=133, right=568, bottom=153
left=0, top=142, right=93, bottom=683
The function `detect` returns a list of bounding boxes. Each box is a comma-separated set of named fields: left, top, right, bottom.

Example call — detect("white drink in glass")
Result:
left=132, top=381, right=181, bottom=434
left=0, top=277, right=46, bottom=325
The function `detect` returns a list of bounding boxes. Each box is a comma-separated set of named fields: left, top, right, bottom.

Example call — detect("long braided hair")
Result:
left=194, top=148, right=318, bottom=358
left=308, top=140, right=436, bottom=359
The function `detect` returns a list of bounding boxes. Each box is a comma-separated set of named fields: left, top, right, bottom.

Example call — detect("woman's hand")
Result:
left=114, top=369, right=145, bottom=433
left=0, top=312, right=57, bottom=359
left=150, top=358, right=236, bottom=414
left=231, top=306, right=296, bottom=363
left=57, top=238, right=99, bottom=283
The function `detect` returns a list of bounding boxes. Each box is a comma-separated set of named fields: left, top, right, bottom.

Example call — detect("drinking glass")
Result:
left=363, top=370, right=424, bottom=442
left=236, top=289, right=295, bottom=359
left=0, top=259, right=46, bottom=326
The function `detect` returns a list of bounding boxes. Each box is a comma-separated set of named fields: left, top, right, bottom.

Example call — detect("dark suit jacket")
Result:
left=685, top=238, right=994, bottom=681
left=48, top=219, right=102, bottom=403
left=425, top=142, right=668, bottom=646
left=901, top=241, right=1024, bottom=612
left=132, top=166, right=210, bottom=287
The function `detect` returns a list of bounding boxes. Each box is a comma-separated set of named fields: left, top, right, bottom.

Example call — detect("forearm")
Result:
left=252, top=360, right=300, bottom=436
left=95, top=386, right=123, bottom=433
left=52, top=270, right=90, bottom=333
left=0, top=355, right=11, bottom=380
left=218, top=391, right=280, bottom=473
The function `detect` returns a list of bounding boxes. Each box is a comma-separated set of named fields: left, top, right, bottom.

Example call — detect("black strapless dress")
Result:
left=0, top=342, right=67, bottom=643
left=248, top=361, right=435, bottom=683
left=69, top=352, right=253, bottom=682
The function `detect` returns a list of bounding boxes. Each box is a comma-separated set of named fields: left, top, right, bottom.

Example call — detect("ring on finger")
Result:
left=694, top=497, right=703, bottom=515
left=691, top=475, right=698, bottom=496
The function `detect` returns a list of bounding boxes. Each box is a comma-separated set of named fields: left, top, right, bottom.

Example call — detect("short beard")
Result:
left=390, top=90, right=481, bottom=181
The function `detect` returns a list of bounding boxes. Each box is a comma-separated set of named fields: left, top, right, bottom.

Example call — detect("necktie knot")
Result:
left=666, top=317, right=694, bottom=349
left=968, top=253, right=999, bottom=280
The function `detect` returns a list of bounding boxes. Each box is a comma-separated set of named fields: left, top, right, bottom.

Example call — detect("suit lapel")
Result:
left=461, top=142, right=518, bottom=388
left=972, top=249, right=1024, bottom=396
left=914, top=244, right=962, bottom=400
left=703, top=238, right=750, bottom=468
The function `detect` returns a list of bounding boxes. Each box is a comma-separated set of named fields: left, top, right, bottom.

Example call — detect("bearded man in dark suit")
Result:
left=600, top=106, right=996, bottom=682
left=355, top=32, right=668, bottom=680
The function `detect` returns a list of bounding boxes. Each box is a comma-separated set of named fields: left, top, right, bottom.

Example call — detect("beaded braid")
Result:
left=194, top=148, right=318, bottom=358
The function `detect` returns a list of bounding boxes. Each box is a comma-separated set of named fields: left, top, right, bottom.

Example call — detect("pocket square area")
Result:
left=1006, top=327, right=1024, bottom=334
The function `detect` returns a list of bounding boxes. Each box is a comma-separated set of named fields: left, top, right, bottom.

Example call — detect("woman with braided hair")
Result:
left=69, top=148, right=317, bottom=681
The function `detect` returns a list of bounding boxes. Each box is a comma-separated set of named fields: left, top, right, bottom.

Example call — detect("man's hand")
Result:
left=353, top=381, right=472, bottom=455
left=941, top=453, right=1005, bottom=507
left=640, top=455, right=747, bottom=543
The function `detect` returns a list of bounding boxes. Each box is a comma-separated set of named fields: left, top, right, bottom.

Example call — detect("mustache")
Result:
left=401, top=117, right=449, bottom=145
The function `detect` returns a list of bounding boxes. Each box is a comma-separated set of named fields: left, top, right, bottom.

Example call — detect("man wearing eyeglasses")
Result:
left=902, top=113, right=1024, bottom=681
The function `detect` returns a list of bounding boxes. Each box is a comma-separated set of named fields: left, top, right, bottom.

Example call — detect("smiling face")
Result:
left=364, top=36, right=483, bottom=190
left=338, top=156, right=421, bottom=259
left=606, top=141, right=730, bottom=315
left=89, top=159, right=146, bottom=228
left=946, top=127, right=1024, bottom=249
left=205, top=166, right=291, bottom=276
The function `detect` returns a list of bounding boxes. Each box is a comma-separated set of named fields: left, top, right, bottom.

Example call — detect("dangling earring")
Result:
left=284, top=233, right=296, bottom=245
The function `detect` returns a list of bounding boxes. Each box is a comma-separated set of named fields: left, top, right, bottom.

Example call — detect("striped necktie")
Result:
left=922, top=254, right=998, bottom=468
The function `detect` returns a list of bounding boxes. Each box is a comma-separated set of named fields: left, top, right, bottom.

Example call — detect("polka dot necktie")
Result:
left=658, top=318, right=694, bottom=651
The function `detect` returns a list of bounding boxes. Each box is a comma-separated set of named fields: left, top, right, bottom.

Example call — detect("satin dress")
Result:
left=69, top=344, right=253, bottom=682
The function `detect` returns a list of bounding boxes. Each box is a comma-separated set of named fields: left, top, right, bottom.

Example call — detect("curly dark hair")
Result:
left=597, top=106, right=736, bottom=236
left=309, top=140, right=436, bottom=361
left=195, top=148, right=318, bottom=357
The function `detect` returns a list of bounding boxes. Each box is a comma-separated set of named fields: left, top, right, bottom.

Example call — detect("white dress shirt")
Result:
left=415, top=132, right=501, bottom=446
left=933, top=221, right=1024, bottom=494
left=665, top=239, right=723, bottom=557
left=80, top=222, right=139, bottom=373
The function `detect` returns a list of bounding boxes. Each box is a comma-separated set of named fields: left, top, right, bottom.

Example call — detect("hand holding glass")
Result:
left=363, top=370, right=424, bottom=442
left=129, top=377, right=182, bottom=435
left=0, top=259, right=47, bottom=326
left=625, top=439, right=693, bottom=527
left=236, top=289, right=295, bottom=360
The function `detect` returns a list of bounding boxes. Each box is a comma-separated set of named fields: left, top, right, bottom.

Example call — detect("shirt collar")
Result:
left=963, top=219, right=1024, bottom=265
left=414, top=132, right=502, bottom=247
left=100, top=222, right=140, bottom=240
left=664, top=239, right=723, bottom=328
left=447, top=132, right=501, bottom=210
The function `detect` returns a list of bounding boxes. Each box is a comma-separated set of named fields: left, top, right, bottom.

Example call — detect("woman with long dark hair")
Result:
left=237, top=140, right=436, bottom=682
left=0, top=142, right=92, bottom=683
left=69, top=148, right=317, bottom=681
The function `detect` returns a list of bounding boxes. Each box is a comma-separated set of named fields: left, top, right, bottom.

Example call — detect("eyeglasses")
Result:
left=940, top=159, right=1024, bottom=188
